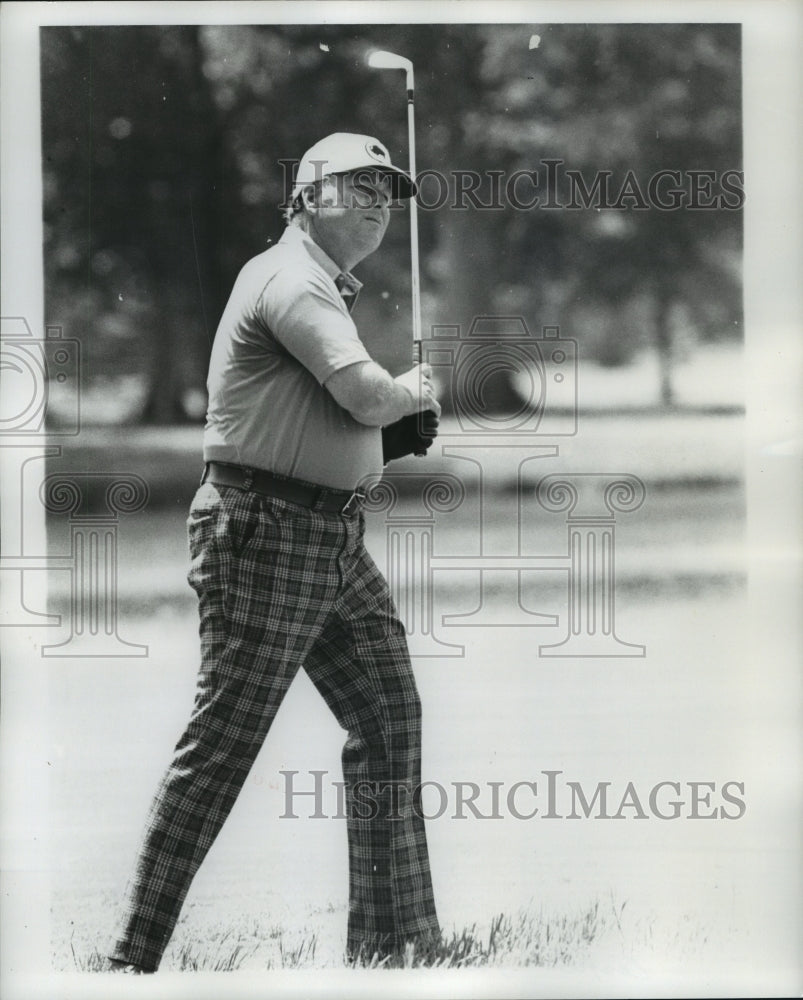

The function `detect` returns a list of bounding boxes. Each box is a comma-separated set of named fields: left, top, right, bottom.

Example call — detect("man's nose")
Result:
left=369, top=189, right=390, bottom=210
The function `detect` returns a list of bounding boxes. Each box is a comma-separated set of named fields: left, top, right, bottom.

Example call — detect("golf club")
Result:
left=367, top=48, right=431, bottom=455
left=367, top=49, right=421, bottom=354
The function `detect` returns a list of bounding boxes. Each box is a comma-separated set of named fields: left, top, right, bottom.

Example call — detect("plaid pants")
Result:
left=109, top=482, right=439, bottom=970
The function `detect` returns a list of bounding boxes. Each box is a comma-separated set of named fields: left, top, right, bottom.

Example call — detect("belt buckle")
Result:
left=341, top=489, right=365, bottom=516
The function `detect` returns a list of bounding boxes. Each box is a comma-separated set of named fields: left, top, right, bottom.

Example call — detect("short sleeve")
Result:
left=258, top=263, right=372, bottom=385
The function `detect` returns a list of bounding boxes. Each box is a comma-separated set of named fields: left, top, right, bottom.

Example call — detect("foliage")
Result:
left=41, top=23, right=742, bottom=421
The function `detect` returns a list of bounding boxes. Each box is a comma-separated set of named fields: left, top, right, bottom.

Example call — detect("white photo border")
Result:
left=1, top=2, right=801, bottom=998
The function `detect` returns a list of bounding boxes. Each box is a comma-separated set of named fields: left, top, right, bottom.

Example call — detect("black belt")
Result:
left=202, top=462, right=366, bottom=516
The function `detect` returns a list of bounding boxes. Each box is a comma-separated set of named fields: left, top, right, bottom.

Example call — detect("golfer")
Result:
left=106, top=133, right=442, bottom=972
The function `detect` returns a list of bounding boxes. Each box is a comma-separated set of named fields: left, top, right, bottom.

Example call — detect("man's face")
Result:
left=307, top=170, right=393, bottom=269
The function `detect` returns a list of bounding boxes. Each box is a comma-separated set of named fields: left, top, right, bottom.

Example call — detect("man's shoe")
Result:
left=103, top=957, right=147, bottom=974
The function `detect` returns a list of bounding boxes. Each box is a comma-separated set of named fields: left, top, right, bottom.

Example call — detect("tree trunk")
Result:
left=141, top=26, right=220, bottom=425
left=141, top=317, right=186, bottom=423
left=654, top=288, right=675, bottom=408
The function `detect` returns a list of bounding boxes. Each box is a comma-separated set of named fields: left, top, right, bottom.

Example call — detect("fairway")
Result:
left=44, top=483, right=791, bottom=980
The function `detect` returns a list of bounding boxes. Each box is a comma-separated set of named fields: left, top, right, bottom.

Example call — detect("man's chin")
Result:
left=354, top=234, right=386, bottom=262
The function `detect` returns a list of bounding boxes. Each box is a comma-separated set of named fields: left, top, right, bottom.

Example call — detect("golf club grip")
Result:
left=412, top=339, right=430, bottom=458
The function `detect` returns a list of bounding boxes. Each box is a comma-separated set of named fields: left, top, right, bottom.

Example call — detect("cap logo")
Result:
left=366, top=142, right=388, bottom=162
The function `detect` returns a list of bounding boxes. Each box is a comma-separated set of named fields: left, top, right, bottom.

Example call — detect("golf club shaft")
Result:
left=405, top=70, right=430, bottom=457
left=367, top=50, right=429, bottom=454
left=407, top=78, right=422, bottom=362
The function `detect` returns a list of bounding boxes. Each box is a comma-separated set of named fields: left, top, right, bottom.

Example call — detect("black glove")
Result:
left=382, top=411, right=439, bottom=463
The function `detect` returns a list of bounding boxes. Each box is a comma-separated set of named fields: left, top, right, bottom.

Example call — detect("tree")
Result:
left=467, top=23, right=743, bottom=404
left=42, top=25, right=223, bottom=422
left=41, top=23, right=743, bottom=421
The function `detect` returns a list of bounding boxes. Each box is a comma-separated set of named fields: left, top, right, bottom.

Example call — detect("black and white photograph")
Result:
left=1, top=2, right=801, bottom=997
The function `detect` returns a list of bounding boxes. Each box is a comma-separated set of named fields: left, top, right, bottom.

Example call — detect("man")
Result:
left=105, top=133, right=442, bottom=972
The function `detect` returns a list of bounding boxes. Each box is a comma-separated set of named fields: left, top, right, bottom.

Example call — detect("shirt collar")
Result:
left=278, top=225, right=363, bottom=296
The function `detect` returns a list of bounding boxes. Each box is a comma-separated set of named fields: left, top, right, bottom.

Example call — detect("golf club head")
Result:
left=367, top=50, right=413, bottom=73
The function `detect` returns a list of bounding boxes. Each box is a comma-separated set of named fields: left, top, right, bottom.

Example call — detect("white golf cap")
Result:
left=290, top=132, right=416, bottom=200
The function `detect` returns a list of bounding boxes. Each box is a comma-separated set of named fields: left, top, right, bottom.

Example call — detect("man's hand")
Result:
left=393, top=364, right=442, bottom=419
left=382, top=411, right=440, bottom=463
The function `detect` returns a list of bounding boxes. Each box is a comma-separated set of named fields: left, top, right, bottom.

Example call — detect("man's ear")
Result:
left=300, top=184, right=319, bottom=215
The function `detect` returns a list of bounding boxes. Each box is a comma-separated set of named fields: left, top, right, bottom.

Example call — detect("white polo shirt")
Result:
left=203, top=226, right=383, bottom=490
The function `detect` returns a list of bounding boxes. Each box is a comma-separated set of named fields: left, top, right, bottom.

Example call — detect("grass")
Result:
left=69, top=898, right=626, bottom=972
left=344, top=905, right=612, bottom=970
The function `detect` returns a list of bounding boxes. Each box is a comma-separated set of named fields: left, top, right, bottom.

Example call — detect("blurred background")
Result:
left=37, top=22, right=761, bottom=974
left=40, top=22, right=743, bottom=425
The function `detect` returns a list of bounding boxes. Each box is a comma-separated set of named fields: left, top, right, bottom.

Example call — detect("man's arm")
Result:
left=325, top=361, right=441, bottom=427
